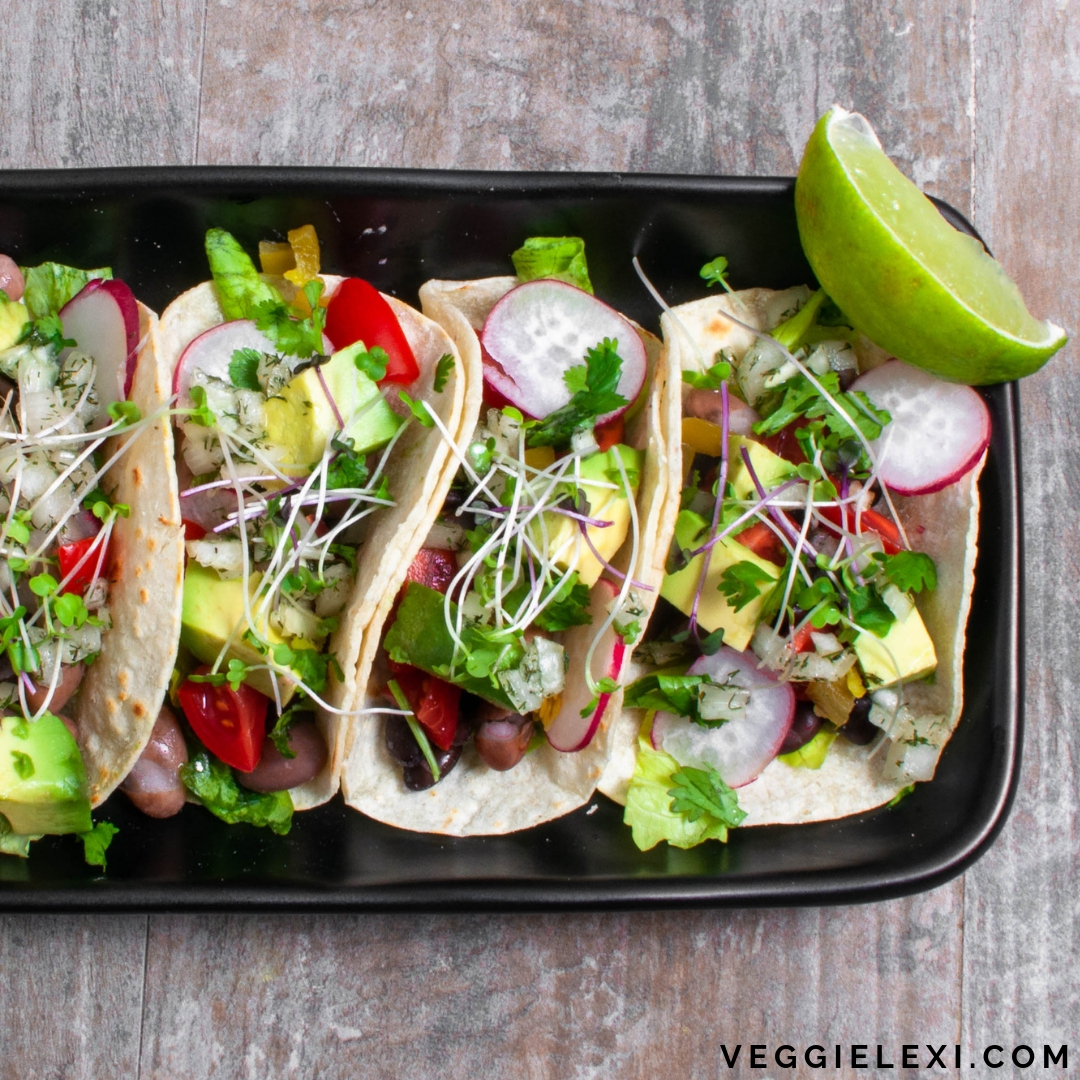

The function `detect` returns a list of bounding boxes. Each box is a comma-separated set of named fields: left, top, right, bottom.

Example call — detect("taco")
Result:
left=129, top=226, right=467, bottom=832
left=0, top=255, right=181, bottom=860
left=597, top=279, right=986, bottom=850
left=339, top=237, right=681, bottom=836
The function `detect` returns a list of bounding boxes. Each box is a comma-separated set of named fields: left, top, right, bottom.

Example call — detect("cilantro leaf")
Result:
left=526, top=338, right=627, bottom=449
left=180, top=751, right=293, bottom=834
left=625, top=674, right=717, bottom=725
left=433, top=352, right=455, bottom=392
left=269, top=706, right=305, bottom=760
left=847, top=583, right=896, bottom=638
left=667, top=765, right=745, bottom=826
left=228, top=347, right=264, bottom=391
left=877, top=551, right=937, bottom=594
left=717, top=560, right=775, bottom=612
left=253, top=299, right=324, bottom=358
left=326, top=435, right=369, bottom=490
left=530, top=577, right=591, bottom=632
left=78, top=821, right=119, bottom=870
left=699, top=256, right=731, bottom=291
left=289, top=647, right=341, bottom=695
left=511, top=236, right=593, bottom=293
left=20, top=313, right=75, bottom=351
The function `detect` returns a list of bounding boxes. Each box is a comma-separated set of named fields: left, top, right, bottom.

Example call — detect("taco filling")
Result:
left=133, top=226, right=456, bottom=833
left=0, top=254, right=169, bottom=864
left=607, top=263, right=987, bottom=851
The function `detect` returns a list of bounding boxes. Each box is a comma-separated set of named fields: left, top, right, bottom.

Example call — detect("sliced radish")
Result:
left=59, top=279, right=140, bottom=412
left=545, top=578, right=627, bottom=752
left=651, top=645, right=795, bottom=788
left=173, top=320, right=278, bottom=409
left=481, top=279, right=647, bottom=422
left=851, top=360, right=991, bottom=496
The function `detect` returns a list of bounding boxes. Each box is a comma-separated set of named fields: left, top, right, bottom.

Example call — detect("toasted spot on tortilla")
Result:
left=133, top=467, right=143, bottom=485
left=133, top=702, right=147, bottom=719
left=708, top=315, right=735, bottom=335
left=148, top=537, right=156, bottom=552
left=140, top=588, right=149, bottom=603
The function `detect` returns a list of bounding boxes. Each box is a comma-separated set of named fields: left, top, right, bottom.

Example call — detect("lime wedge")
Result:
left=795, top=107, right=1067, bottom=384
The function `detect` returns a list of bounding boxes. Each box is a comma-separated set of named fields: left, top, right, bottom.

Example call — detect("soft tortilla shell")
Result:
left=153, top=276, right=467, bottom=811
left=78, top=303, right=185, bottom=806
left=340, top=276, right=678, bottom=835
left=598, top=289, right=982, bottom=825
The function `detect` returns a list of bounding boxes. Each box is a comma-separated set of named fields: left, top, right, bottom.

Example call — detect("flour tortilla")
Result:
left=76, top=303, right=186, bottom=806
left=154, top=274, right=467, bottom=810
left=339, top=275, right=681, bottom=835
left=597, top=288, right=982, bottom=825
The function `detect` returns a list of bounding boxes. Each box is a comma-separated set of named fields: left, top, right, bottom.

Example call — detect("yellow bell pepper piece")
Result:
left=258, top=241, right=295, bottom=276
left=284, top=224, right=321, bottom=286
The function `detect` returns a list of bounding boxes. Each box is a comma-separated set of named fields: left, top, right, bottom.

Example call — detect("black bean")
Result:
left=385, top=714, right=422, bottom=766
left=779, top=701, right=823, bottom=755
left=403, top=743, right=462, bottom=791
left=841, top=696, right=878, bottom=745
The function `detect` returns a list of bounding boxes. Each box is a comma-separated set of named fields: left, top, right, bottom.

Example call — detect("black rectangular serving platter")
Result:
left=0, top=169, right=1021, bottom=910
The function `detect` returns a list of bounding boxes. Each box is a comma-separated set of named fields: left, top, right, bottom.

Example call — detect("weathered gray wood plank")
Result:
left=0, top=0, right=205, bottom=168
left=195, top=0, right=971, bottom=202
left=138, top=899, right=961, bottom=1079
left=0, top=915, right=146, bottom=1078
left=963, top=0, right=1080, bottom=1056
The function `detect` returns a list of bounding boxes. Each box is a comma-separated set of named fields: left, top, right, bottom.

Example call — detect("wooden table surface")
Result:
left=1, top=2, right=1077, bottom=1076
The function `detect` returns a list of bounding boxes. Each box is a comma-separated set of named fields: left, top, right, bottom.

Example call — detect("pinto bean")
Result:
left=683, top=387, right=761, bottom=436
left=121, top=704, right=189, bottom=819
left=25, top=663, right=84, bottom=716
left=0, top=256, right=24, bottom=302
left=237, top=719, right=328, bottom=793
left=474, top=715, right=534, bottom=772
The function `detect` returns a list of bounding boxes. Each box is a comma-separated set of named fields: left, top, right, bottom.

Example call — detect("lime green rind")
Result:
left=795, top=108, right=1068, bottom=385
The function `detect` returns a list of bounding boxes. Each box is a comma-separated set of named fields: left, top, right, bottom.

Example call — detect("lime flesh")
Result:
left=795, top=107, right=1066, bottom=384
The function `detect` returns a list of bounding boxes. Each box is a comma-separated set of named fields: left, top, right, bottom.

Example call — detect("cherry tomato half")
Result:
left=324, top=277, right=420, bottom=385
left=57, top=535, right=106, bottom=596
left=733, top=520, right=786, bottom=566
left=387, top=662, right=461, bottom=751
left=817, top=505, right=902, bottom=555
left=182, top=518, right=207, bottom=541
left=404, top=548, right=459, bottom=594
left=594, top=414, right=625, bottom=452
left=177, top=666, right=269, bottom=772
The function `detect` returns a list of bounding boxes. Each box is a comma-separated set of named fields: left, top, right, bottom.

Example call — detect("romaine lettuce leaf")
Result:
left=624, top=736, right=745, bottom=851
left=0, top=814, right=40, bottom=858
left=205, top=228, right=283, bottom=321
left=180, top=750, right=293, bottom=834
left=511, top=236, right=593, bottom=294
left=20, top=263, right=112, bottom=320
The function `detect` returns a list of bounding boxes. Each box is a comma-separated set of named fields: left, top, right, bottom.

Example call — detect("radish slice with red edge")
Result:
left=173, top=320, right=280, bottom=410
left=59, top=279, right=140, bottom=415
left=172, top=319, right=332, bottom=410
left=651, top=645, right=795, bottom=788
left=851, top=360, right=991, bottom=496
left=481, top=279, right=646, bottom=422
left=545, top=578, right=627, bottom=752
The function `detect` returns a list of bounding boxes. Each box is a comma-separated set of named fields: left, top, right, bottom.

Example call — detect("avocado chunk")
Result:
left=854, top=603, right=937, bottom=688
left=0, top=296, right=30, bottom=352
left=180, top=561, right=295, bottom=703
left=264, top=341, right=403, bottom=475
left=384, top=583, right=519, bottom=710
left=541, top=444, right=643, bottom=588
left=660, top=509, right=781, bottom=651
left=0, top=713, right=92, bottom=836
left=725, top=436, right=796, bottom=502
